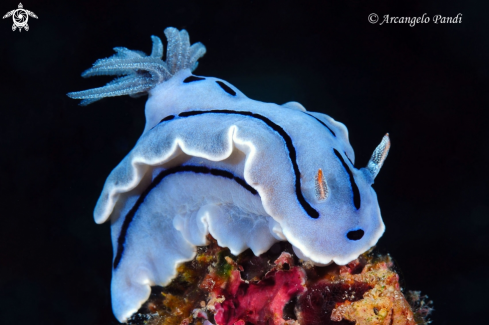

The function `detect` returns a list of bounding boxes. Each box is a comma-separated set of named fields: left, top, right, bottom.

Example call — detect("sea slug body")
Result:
left=67, top=27, right=391, bottom=323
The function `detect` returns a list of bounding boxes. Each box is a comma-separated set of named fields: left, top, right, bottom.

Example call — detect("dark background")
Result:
left=0, top=0, right=487, bottom=324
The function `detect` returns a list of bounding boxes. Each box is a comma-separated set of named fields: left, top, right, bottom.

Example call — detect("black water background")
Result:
left=0, top=0, right=487, bottom=324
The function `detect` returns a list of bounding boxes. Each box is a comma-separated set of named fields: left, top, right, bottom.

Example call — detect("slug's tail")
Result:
left=67, top=27, right=206, bottom=106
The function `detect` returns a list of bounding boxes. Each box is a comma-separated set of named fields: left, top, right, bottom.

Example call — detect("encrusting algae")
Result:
left=127, top=237, right=432, bottom=325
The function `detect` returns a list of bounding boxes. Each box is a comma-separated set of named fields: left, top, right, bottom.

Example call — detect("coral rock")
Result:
left=127, top=238, right=432, bottom=325
left=330, top=259, right=415, bottom=325
left=210, top=252, right=306, bottom=325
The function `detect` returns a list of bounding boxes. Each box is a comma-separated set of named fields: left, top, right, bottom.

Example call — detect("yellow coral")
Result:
left=331, top=260, right=415, bottom=325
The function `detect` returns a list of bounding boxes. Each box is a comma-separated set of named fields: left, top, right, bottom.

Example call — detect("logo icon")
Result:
left=3, top=3, right=37, bottom=32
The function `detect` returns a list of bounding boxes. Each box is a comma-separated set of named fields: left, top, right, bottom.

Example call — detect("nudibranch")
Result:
left=68, top=27, right=391, bottom=323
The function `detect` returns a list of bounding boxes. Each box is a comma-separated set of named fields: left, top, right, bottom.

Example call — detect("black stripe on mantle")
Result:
left=114, top=165, right=258, bottom=269
left=304, top=113, right=336, bottom=137
left=333, top=149, right=361, bottom=210
left=176, top=109, right=319, bottom=219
